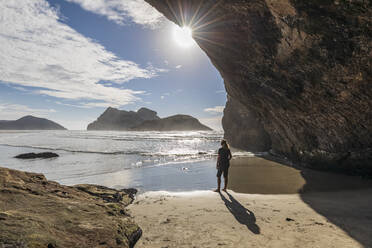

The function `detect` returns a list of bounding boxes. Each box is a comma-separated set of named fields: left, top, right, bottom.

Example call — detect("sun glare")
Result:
left=172, top=25, right=196, bottom=48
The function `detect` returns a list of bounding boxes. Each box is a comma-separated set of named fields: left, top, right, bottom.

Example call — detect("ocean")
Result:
left=0, top=130, right=254, bottom=192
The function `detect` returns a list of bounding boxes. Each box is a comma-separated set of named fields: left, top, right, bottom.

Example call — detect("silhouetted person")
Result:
left=214, top=139, right=232, bottom=192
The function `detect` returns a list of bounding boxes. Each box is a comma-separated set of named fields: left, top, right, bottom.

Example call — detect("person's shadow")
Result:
left=219, top=192, right=260, bottom=234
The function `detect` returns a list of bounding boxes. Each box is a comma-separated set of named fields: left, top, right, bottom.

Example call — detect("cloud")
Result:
left=175, top=65, right=182, bottom=69
left=160, top=96, right=165, bottom=100
left=204, top=106, right=225, bottom=114
left=66, top=0, right=165, bottom=28
left=0, top=103, right=56, bottom=120
left=0, top=0, right=159, bottom=107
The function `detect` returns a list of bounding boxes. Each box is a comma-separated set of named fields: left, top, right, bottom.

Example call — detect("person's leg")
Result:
left=215, top=170, right=222, bottom=192
left=222, top=168, right=229, bottom=191
left=223, top=176, right=228, bottom=191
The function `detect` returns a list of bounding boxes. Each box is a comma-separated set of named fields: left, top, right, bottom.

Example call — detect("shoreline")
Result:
left=128, top=156, right=372, bottom=248
left=128, top=188, right=372, bottom=248
left=1, top=155, right=372, bottom=247
left=228, top=156, right=372, bottom=194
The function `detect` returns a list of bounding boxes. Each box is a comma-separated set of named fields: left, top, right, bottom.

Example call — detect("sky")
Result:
left=0, top=0, right=226, bottom=130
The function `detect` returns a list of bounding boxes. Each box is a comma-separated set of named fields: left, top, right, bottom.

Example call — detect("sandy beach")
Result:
left=128, top=157, right=372, bottom=248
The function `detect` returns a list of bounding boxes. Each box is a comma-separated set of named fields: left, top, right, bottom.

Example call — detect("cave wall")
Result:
left=145, top=0, right=372, bottom=176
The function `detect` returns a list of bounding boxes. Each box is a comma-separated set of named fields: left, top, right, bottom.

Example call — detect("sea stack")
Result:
left=87, top=107, right=160, bottom=131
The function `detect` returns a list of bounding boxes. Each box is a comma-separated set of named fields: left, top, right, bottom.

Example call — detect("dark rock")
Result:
left=0, top=167, right=141, bottom=248
left=88, top=107, right=212, bottom=132
left=87, top=107, right=160, bottom=131
left=137, top=108, right=159, bottom=121
left=286, top=218, right=295, bottom=222
left=131, top=114, right=212, bottom=131
left=15, top=152, right=59, bottom=159
left=0, top=115, right=66, bottom=130
left=145, top=0, right=372, bottom=176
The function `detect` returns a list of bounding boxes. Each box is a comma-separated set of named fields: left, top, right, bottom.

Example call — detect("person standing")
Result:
left=215, top=140, right=232, bottom=192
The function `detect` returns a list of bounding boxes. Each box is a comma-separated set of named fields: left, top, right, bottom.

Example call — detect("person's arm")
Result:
left=216, top=150, right=221, bottom=169
left=228, top=149, right=232, bottom=160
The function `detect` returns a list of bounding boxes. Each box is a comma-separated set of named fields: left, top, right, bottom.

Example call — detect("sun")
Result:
left=172, top=25, right=196, bottom=48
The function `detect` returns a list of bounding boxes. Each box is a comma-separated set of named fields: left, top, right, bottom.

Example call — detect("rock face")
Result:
left=132, top=114, right=212, bottom=131
left=0, top=116, right=66, bottom=130
left=222, top=97, right=271, bottom=152
left=0, top=167, right=141, bottom=248
left=87, top=107, right=160, bottom=130
left=89, top=107, right=212, bottom=131
left=15, top=152, right=59, bottom=159
left=145, top=0, right=372, bottom=176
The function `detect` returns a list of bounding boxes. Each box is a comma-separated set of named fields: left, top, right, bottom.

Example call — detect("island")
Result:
left=87, top=107, right=212, bottom=131
left=87, top=107, right=160, bottom=131
left=131, top=114, right=212, bottom=131
left=0, top=116, right=66, bottom=130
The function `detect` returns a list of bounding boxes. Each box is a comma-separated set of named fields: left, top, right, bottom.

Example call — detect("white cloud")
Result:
left=204, top=106, right=225, bottom=114
left=160, top=96, right=165, bottom=100
left=66, top=0, right=165, bottom=28
left=0, top=103, right=56, bottom=120
left=175, top=65, right=182, bottom=69
left=0, top=0, right=159, bottom=107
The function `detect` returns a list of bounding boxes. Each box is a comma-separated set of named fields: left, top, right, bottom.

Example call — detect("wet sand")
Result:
left=128, top=156, right=372, bottom=248
left=228, top=156, right=372, bottom=194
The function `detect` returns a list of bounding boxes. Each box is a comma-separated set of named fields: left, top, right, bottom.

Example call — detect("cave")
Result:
left=145, top=0, right=372, bottom=177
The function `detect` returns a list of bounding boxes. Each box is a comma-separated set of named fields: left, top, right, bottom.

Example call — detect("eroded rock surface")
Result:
left=145, top=0, right=372, bottom=175
left=0, top=167, right=141, bottom=248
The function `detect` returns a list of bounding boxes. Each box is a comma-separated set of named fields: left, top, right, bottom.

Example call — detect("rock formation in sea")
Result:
left=0, top=167, right=141, bottom=248
left=87, top=107, right=160, bottom=131
left=88, top=107, right=212, bottom=131
left=14, top=152, right=59, bottom=159
left=145, top=0, right=372, bottom=175
left=0, top=115, right=66, bottom=130
left=131, top=114, right=212, bottom=131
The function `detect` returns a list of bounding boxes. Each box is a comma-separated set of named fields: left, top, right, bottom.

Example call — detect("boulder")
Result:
left=15, top=152, right=59, bottom=159
left=0, top=167, right=141, bottom=248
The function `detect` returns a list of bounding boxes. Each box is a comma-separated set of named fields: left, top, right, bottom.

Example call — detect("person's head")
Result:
left=221, top=139, right=228, bottom=148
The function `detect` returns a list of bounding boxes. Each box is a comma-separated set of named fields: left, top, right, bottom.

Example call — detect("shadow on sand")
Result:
left=219, top=191, right=260, bottom=234
left=258, top=155, right=372, bottom=248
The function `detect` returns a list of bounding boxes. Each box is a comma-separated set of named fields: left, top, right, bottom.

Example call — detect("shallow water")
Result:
left=0, top=130, right=253, bottom=192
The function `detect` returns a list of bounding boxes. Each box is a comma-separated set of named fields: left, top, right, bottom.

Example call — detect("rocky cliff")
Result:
left=0, top=167, right=141, bottom=248
left=0, top=116, right=66, bottom=130
left=222, top=97, right=271, bottom=152
left=145, top=0, right=372, bottom=176
left=87, top=107, right=160, bottom=130
left=131, top=114, right=212, bottom=131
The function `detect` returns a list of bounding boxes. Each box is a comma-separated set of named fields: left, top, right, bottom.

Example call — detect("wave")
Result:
left=0, top=144, right=142, bottom=155
left=0, top=143, right=218, bottom=158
